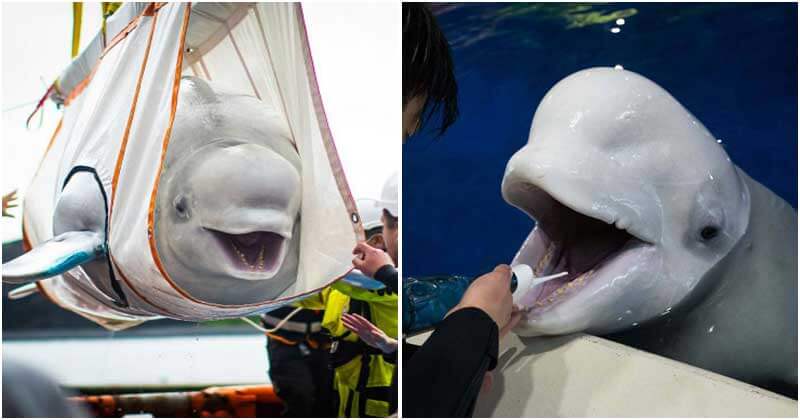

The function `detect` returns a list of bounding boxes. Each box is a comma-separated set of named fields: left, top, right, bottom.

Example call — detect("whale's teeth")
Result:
left=574, top=270, right=594, bottom=285
left=534, top=242, right=557, bottom=276
left=230, top=240, right=263, bottom=270
left=256, top=244, right=265, bottom=271
left=231, top=241, right=247, bottom=264
left=529, top=270, right=598, bottom=311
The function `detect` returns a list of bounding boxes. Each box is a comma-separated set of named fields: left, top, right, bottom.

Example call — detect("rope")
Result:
left=240, top=306, right=304, bottom=333
left=3, top=100, right=38, bottom=113
left=25, top=84, right=55, bottom=129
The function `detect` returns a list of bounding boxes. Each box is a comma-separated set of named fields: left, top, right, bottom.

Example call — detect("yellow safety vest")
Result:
left=323, top=281, right=398, bottom=417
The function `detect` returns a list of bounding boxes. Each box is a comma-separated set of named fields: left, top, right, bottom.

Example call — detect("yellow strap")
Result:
left=71, top=3, right=82, bottom=58
left=100, top=3, right=122, bottom=45
left=101, top=2, right=121, bottom=16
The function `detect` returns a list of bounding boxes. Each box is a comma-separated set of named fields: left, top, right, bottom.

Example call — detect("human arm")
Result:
left=403, top=307, right=498, bottom=417
left=341, top=312, right=398, bottom=354
left=402, top=265, right=521, bottom=417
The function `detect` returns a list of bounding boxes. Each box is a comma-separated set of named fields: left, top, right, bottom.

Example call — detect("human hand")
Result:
left=352, top=241, right=394, bottom=278
left=501, top=307, right=523, bottom=339
left=447, top=264, right=521, bottom=337
left=2, top=189, right=18, bottom=218
left=480, top=371, right=494, bottom=395
left=341, top=312, right=398, bottom=354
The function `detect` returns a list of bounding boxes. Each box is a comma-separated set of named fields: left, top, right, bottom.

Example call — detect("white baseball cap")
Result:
left=377, top=172, right=398, bottom=218
left=356, top=198, right=384, bottom=231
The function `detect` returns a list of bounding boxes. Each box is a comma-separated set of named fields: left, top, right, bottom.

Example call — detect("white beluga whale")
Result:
left=502, top=67, right=797, bottom=392
left=3, top=77, right=303, bottom=318
left=153, top=77, right=301, bottom=305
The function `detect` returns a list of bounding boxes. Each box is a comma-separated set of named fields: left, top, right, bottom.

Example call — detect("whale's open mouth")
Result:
left=511, top=184, right=650, bottom=313
left=207, top=229, right=286, bottom=276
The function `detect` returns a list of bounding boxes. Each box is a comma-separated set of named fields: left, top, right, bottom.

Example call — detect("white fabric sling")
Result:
left=23, top=3, right=365, bottom=330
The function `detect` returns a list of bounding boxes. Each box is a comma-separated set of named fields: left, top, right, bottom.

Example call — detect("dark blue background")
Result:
left=403, top=3, right=798, bottom=277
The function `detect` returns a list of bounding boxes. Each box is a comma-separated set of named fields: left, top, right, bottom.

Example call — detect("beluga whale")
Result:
left=152, top=77, right=302, bottom=305
left=2, top=77, right=304, bottom=325
left=502, top=67, right=797, bottom=393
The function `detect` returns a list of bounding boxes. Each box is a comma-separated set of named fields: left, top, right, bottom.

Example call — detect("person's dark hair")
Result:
left=403, top=3, right=458, bottom=136
left=365, top=226, right=383, bottom=240
left=382, top=209, right=398, bottom=230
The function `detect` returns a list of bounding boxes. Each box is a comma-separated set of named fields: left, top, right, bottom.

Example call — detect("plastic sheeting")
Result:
left=23, top=3, right=365, bottom=329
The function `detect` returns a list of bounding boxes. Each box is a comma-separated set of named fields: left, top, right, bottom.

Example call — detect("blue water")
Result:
left=403, top=3, right=797, bottom=277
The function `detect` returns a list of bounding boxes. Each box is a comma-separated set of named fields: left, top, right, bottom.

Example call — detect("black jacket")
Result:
left=373, top=264, right=399, bottom=294
left=403, top=307, right=498, bottom=417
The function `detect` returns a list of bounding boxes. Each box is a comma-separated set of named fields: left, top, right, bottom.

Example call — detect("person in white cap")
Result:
left=261, top=195, right=398, bottom=417
left=354, top=197, right=390, bottom=254
left=339, top=174, right=400, bottom=355
left=351, top=172, right=398, bottom=292
left=322, top=184, right=399, bottom=417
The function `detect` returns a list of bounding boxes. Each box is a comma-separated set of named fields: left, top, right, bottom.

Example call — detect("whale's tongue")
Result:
left=229, top=232, right=283, bottom=268
left=561, top=213, right=632, bottom=276
left=530, top=198, right=633, bottom=302
left=234, top=232, right=264, bottom=248
left=208, top=229, right=285, bottom=272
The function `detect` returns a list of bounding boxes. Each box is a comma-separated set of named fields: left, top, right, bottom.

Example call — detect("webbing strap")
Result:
left=72, top=2, right=83, bottom=58
left=100, top=3, right=122, bottom=46
left=101, top=3, right=121, bottom=18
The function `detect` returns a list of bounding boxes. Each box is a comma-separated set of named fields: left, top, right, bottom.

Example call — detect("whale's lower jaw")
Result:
left=509, top=183, right=653, bottom=322
left=515, top=231, right=649, bottom=316
left=207, top=229, right=287, bottom=279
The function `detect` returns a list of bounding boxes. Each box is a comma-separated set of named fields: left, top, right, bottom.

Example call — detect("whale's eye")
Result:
left=700, top=226, right=719, bottom=241
left=174, top=195, right=189, bottom=218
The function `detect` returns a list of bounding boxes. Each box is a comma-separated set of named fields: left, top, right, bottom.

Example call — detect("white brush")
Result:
left=511, top=264, right=569, bottom=309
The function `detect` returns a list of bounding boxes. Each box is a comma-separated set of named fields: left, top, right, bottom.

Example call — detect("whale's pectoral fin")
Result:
left=2, top=231, right=106, bottom=284
left=8, top=283, right=39, bottom=300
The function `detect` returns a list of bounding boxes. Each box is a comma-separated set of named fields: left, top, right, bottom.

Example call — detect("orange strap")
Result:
left=266, top=332, right=298, bottom=346
left=73, top=385, right=283, bottom=417
left=105, top=5, right=179, bottom=317
left=65, top=3, right=157, bottom=106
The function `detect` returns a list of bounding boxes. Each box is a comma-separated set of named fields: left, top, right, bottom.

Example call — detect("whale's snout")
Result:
left=502, top=146, right=548, bottom=213
left=502, top=143, right=652, bottom=328
left=182, top=143, right=301, bottom=280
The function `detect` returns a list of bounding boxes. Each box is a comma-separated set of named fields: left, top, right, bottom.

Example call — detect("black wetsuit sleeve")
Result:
left=373, top=264, right=399, bottom=294
left=403, top=307, right=499, bottom=418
